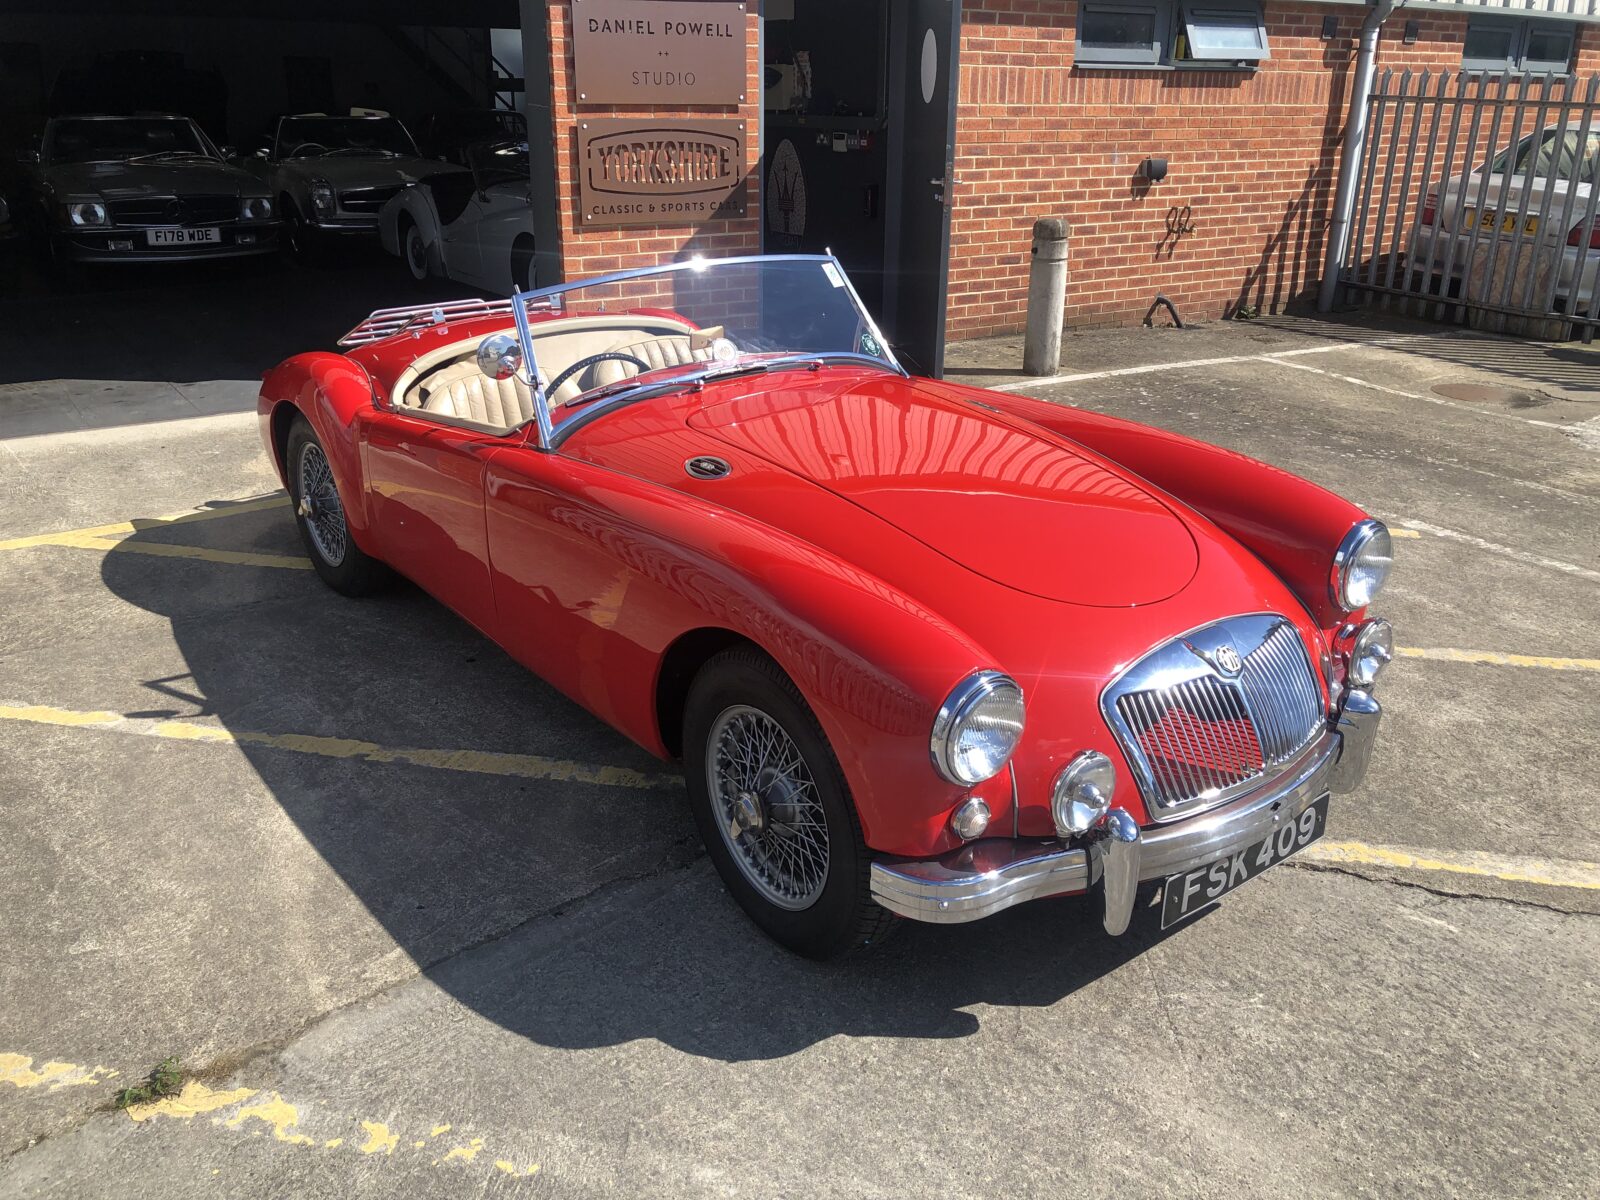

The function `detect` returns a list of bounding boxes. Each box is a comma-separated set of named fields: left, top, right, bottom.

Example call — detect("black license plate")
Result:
left=1161, top=795, right=1329, bottom=929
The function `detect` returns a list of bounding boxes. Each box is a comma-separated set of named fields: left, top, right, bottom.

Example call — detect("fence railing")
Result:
left=1335, top=69, right=1600, bottom=340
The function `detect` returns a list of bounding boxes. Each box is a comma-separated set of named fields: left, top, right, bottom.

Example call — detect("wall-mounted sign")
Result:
left=571, top=0, right=748, bottom=106
left=578, top=118, right=747, bottom=228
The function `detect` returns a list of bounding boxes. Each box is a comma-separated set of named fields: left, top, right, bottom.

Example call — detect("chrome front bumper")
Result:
left=870, top=689, right=1381, bottom=932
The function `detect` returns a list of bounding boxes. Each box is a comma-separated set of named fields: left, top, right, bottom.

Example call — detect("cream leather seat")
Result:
left=417, top=361, right=535, bottom=430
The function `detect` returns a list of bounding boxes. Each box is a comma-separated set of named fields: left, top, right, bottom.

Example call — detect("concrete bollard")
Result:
left=1024, top=218, right=1069, bottom=376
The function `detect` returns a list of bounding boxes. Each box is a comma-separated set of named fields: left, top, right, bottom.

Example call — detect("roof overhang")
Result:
left=1309, top=0, right=1600, bottom=24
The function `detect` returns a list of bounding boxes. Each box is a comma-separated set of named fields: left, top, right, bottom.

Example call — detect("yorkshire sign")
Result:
left=578, top=118, right=747, bottom=228
left=571, top=0, right=748, bottom=106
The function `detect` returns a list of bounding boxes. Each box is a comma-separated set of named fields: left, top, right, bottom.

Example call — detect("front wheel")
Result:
left=684, top=647, right=896, bottom=959
left=286, top=417, right=390, bottom=596
left=401, top=220, right=430, bottom=282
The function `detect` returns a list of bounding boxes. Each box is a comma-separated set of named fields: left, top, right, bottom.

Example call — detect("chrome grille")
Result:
left=106, top=194, right=237, bottom=226
left=1103, top=614, right=1326, bottom=821
left=338, top=185, right=403, bottom=213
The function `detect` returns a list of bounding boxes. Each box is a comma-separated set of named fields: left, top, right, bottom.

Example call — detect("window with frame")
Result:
left=1077, top=0, right=1269, bottom=69
left=1462, top=16, right=1576, bottom=74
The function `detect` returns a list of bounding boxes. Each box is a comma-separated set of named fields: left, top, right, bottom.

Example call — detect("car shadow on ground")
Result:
left=96, top=502, right=1185, bottom=1063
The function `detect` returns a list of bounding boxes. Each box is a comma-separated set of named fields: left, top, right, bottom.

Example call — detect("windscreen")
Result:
left=525, top=257, right=895, bottom=389
left=277, top=118, right=416, bottom=157
left=46, top=118, right=214, bottom=164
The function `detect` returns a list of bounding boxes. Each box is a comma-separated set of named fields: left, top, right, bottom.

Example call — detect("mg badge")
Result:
left=1214, top=645, right=1243, bottom=676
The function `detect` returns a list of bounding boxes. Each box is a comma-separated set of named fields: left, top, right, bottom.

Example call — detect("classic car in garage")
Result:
left=17, top=114, right=279, bottom=263
left=378, top=140, right=534, bottom=294
left=245, top=113, right=464, bottom=260
left=258, top=255, right=1393, bottom=959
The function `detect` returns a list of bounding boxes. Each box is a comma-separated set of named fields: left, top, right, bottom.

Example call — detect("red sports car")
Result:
left=259, top=255, right=1392, bottom=958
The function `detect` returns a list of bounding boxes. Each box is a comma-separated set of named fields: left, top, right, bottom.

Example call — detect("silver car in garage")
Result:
left=18, top=114, right=279, bottom=263
left=246, top=114, right=465, bottom=259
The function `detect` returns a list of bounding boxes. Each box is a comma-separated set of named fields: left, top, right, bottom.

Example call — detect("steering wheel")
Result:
left=545, top=352, right=653, bottom=400
left=288, top=142, right=329, bottom=157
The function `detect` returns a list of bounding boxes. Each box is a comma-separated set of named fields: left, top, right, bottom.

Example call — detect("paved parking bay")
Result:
left=1, top=297, right=1598, bottom=1197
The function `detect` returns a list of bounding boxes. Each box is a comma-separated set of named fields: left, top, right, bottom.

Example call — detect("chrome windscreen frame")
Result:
left=1100, top=612, right=1329, bottom=823
left=339, top=254, right=904, bottom=452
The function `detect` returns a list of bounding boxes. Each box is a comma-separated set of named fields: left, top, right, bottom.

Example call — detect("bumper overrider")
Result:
left=870, top=687, right=1382, bottom=934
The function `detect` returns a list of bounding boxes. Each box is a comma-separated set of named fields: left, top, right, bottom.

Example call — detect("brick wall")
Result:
left=544, top=0, right=763, bottom=281
left=948, top=1, right=1600, bottom=336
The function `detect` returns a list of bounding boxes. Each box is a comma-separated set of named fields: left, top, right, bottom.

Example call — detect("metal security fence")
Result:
left=1333, top=69, right=1600, bottom=341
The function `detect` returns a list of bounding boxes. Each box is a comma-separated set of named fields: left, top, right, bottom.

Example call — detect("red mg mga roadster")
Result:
left=259, top=255, right=1393, bottom=958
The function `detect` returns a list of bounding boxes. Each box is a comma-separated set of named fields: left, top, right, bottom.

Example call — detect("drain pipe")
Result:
left=1317, top=0, right=1399, bottom=312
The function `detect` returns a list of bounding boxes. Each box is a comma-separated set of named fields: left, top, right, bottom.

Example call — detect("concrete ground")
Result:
left=1, top=268, right=1598, bottom=1197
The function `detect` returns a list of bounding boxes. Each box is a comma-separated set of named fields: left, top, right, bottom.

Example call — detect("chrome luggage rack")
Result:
left=337, top=294, right=563, bottom=348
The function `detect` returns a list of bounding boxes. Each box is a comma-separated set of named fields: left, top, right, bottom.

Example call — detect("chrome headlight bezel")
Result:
left=68, top=200, right=108, bottom=227
left=930, top=670, right=1025, bottom=786
left=309, top=178, right=334, bottom=216
left=1052, top=750, right=1116, bottom=837
left=1330, top=519, right=1393, bottom=612
left=1348, top=617, right=1394, bottom=689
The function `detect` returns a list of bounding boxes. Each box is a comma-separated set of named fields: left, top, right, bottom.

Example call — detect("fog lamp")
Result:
left=1348, top=618, right=1393, bottom=689
left=950, top=797, right=991, bottom=842
left=1052, top=751, right=1115, bottom=837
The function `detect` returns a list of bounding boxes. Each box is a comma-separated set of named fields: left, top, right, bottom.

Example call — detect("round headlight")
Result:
left=1348, top=618, right=1394, bottom=689
left=1331, top=520, right=1393, bottom=612
left=310, top=179, right=334, bottom=215
left=241, top=196, right=273, bottom=220
left=930, top=671, right=1024, bottom=786
left=1052, top=750, right=1116, bottom=837
left=69, top=201, right=107, bottom=227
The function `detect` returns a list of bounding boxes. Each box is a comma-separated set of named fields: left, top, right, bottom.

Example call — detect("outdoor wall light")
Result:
left=1321, top=14, right=1338, bottom=39
left=1139, top=157, right=1168, bottom=183
left=1403, top=20, right=1419, bottom=44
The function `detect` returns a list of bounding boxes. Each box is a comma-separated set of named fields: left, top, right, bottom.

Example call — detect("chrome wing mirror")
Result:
left=476, top=333, right=523, bottom=381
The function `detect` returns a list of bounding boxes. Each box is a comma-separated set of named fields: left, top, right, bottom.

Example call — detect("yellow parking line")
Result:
left=1398, top=646, right=1600, bottom=673
left=0, top=701, right=681, bottom=791
left=1302, top=841, right=1600, bottom=892
left=3, top=1055, right=539, bottom=1178
left=1389, top=528, right=1422, bottom=539
left=0, top=494, right=288, bottom=551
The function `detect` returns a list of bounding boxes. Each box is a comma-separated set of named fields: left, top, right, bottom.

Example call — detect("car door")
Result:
left=481, top=446, right=681, bottom=746
left=469, top=180, right=534, bottom=294
left=361, top=406, right=507, bottom=634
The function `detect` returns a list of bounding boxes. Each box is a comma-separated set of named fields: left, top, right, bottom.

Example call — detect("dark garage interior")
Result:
left=0, top=0, right=524, bottom=420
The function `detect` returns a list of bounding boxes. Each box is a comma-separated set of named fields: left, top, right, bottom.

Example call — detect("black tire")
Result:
left=684, top=646, right=897, bottom=959
left=285, top=417, right=390, bottom=596
left=511, top=240, right=536, bottom=292
left=281, top=198, right=319, bottom=265
left=400, top=217, right=430, bottom=283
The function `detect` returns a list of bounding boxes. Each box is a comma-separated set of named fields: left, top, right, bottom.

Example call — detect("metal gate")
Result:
left=1333, top=69, right=1600, bottom=341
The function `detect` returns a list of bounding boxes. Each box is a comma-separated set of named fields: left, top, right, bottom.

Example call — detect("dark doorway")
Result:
left=760, top=1, right=892, bottom=314
left=884, top=0, right=960, bottom=377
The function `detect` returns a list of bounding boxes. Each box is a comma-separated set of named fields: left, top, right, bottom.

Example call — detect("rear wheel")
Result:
left=684, top=647, right=896, bottom=959
left=286, top=417, right=389, bottom=596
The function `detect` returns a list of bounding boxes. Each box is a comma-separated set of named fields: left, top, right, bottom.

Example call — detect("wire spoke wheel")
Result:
left=296, top=442, right=347, bottom=566
left=707, top=704, right=830, bottom=910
